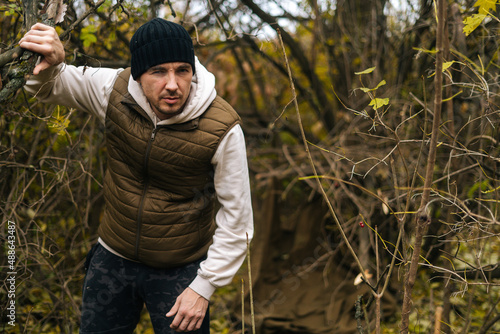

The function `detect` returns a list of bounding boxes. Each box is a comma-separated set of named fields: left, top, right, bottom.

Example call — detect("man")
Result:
left=20, top=18, right=253, bottom=333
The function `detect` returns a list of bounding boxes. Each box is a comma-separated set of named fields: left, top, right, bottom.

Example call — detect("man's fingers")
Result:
left=21, top=34, right=48, bottom=44
left=166, top=299, right=179, bottom=317
left=169, top=311, right=186, bottom=331
left=18, top=23, right=65, bottom=74
left=23, top=28, right=50, bottom=38
left=172, top=311, right=201, bottom=332
left=185, top=317, right=198, bottom=332
left=21, top=32, right=59, bottom=47
left=177, top=313, right=192, bottom=332
left=20, top=40, right=52, bottom=54
left=166, top=288, right=208, bottom=332
left=21, top=25, right=57, bottom=44
left=33, top=61, right=49, bottom=76
left=194, top=316, right=204, bottom=331
left=170, top=314, right=180, bottom=330
left=170, top=310, right=204, bottom=332
left=29, top=22, right=54, bottom=32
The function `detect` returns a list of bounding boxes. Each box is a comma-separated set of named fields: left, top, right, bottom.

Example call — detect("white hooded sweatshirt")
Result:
left=25, top=58, right=254, bottom=300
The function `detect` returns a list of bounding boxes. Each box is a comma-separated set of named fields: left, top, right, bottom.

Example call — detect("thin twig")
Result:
left=246, top=233, right=256, bottom=334
left=276, top=29, right=370, bottom=287
left=241, top=279, right=245, bottom=334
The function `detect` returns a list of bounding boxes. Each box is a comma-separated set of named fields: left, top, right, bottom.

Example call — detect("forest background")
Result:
left=0, top=0, right=499, bottom=333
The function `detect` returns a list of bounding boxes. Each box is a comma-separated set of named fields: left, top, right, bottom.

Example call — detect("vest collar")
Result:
left=121, top=93, right=151, bottom=121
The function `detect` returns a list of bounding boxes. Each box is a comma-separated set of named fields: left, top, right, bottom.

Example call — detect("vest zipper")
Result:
left=135, top=127, right=158, bottom=258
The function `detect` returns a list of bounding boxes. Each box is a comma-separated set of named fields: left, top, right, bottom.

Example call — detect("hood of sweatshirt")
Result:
left=127, top=57, right=217, bottom=126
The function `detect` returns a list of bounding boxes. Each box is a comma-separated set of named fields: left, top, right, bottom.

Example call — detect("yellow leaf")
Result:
left=369, top=98, right=389, bottom=110
left=360, top=80, right=386, bottom=92
left=463, top=13, right=487, bottom=36
left=412, top=47, right=437, bottom=54
left=443, top=90, right=463, bottom=102
left=428, top=61, right=457, bottom=77
left=442, top=61, right=456, bottom=71
left=473, top=0, right=497, bottom=14
left=355, top=67, right=376, bottom=75
left=48, top=108, right=70, bottom=136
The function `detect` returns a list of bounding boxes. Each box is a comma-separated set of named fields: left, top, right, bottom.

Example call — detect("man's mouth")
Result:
left=162, top=96, right=180, bottom=104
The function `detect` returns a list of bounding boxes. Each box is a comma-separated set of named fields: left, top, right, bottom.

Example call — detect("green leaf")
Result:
left=467, top=180, right=490, bottom=198
left=355, top=67, right=376, bottom=75
left=80, top=25, right=98, bottom=48
left=463, top=13, right=487, bottom=36
left=3, top=3, right=20, bottom=16
left=369, top=98, right=389, bottom=110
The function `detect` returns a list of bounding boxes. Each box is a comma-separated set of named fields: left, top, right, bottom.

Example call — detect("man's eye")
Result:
left=149, top=68, right=163, bottom=74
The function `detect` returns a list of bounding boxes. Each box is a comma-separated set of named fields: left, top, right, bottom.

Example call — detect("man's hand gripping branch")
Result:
left=19, top=23, right=65, bottom=75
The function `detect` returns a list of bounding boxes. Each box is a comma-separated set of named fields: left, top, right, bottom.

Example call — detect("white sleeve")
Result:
left=24, top=63, right=122, bottom=123
left=189, top=124, right=254, bottom=300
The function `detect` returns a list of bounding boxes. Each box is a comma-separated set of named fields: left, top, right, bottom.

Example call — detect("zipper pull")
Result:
left=151, top=128, right=157, bottom=141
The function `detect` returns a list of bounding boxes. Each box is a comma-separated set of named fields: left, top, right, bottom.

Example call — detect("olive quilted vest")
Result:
left=98, top=68, right=241, bottom=268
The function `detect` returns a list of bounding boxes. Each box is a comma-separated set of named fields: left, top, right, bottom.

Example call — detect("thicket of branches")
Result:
left=0, top=0, right=499, bottom=333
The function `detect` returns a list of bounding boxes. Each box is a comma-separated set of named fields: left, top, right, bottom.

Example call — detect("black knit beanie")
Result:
left=130, top=18, right=195, bottom=80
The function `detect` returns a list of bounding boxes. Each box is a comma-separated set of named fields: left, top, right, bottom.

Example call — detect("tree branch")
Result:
left=400, top=0, right=446, bottom=332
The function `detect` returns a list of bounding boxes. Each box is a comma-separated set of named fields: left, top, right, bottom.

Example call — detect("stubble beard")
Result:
left=153, top=96, right=187, bottom=120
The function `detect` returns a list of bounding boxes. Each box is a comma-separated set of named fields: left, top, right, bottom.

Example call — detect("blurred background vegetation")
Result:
left=0, top=0, right=499, bottom=333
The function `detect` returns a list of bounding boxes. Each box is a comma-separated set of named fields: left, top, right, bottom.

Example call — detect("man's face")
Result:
left=137, top=62, right=193, bottom=120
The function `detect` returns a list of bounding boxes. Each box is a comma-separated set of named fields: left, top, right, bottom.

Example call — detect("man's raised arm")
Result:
left=20, top=23, right=121, bottom=122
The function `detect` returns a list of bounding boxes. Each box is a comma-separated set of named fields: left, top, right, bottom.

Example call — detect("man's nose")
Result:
left=164, top=73, right=178, bottom=91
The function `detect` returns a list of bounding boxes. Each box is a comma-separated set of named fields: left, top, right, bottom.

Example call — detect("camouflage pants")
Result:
left=79, top=243, right=210, bottom=333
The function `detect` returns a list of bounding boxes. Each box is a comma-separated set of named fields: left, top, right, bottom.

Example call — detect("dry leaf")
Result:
left=45, top=0, right=67, bottom=24
left=353, top=269, right=373, bottom=286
